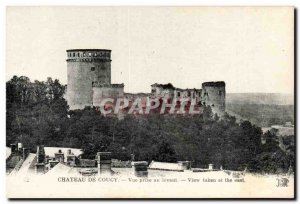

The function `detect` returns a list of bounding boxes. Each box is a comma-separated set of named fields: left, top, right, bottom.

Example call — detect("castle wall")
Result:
left=92, top=84, right=124, bottom=107
left=66, top=49, right=226, bottom=114
left=66, top=49, right=111, bottom=110
left=201, top=82, right=226, bottom=116
left=156, top=88, right=174, bottom=98
left=152, top=84, right=202, bottom=104
left=175, top=89, right=202, bottom=102
left=152, top=86, right=173, bottom=98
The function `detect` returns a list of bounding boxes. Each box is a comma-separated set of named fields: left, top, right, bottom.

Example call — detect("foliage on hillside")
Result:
left=6, top=76, right=294, bottom=173
left=226, top=103, right=294, bottom=127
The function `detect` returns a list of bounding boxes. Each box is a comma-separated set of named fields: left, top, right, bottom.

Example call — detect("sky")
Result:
left=6, top=6, right=294, bottom=94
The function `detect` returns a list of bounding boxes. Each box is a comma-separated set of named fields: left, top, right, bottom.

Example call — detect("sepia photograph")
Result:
left=5, top=6, right=295, bottom=199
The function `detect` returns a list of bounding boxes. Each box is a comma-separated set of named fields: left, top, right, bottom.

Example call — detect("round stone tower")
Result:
left=201, top=81, right=226, bottom=116
left=66, top=49, right=112, bottom=110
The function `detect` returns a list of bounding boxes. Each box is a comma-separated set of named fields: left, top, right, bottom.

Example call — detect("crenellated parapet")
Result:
left=66, top=49, right=111, bottom=62
left=202, top=81, right=225, bottom=87
left=66, top=49, right=113, bottom=110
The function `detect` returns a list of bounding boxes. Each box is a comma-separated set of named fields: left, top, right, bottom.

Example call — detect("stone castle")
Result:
left=66, top=49, right=226, bottom=115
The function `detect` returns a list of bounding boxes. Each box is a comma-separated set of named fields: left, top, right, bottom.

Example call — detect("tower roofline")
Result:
left=66, top=49, right=111, bottom=52
left=202, top=81, right=225, bottom=87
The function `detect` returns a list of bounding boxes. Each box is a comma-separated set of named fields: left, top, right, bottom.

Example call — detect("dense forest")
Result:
left=6, top=76, right=294, bottom=173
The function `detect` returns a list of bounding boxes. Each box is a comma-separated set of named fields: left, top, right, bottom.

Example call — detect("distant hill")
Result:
left=226, top=93, right=294, bottom=105
left=226, top=93, right=294, bottom=127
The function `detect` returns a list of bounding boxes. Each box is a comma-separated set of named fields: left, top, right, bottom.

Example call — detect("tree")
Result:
left=6, top=75, right=293, bottom=174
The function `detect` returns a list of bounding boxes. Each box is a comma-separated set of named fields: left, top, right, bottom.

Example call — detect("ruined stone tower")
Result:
left=66, top=49, right=112, bottom=110
left=201, top=81, right=226, bottom=116
left=66, top=49, right=225, bottom=114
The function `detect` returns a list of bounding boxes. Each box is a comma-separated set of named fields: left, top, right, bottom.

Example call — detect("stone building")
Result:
left=92, top=82, right=124, bottom=106
left=66, top=48, right=226, bottom=116
left=201, top=81, right=226, bottom=115
left=66, top=49, right=124, bottom=110
left=151, top=83, right=202, bottom=103
left=151, top=82, right=226, bottom=116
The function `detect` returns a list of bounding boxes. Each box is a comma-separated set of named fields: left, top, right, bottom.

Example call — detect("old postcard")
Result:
left=6, top=6, right=295, bottom=198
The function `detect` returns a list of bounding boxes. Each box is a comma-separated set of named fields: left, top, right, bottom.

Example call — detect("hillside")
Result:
left=226, top=93, right=294, bottom=127
left=226, top=93, right=294, bottom=105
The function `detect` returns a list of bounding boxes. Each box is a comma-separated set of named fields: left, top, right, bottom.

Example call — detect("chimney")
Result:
left=22, top=148, right=30, bottom=160
left=68, top=149, right=72, bottom=155
left=131, top=161, right=148, bottom=177
left=97, top=152, right=112, bottom=175
left=177, top=161, right=191, bottom=170
left=35, top=146, right=46, bottom=174
left=10, top=144, right=17, bottom=154
left=55, top=149, right=64, bottom=162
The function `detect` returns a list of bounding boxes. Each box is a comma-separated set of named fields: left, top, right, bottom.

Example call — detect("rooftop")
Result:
left=44, top=147, right=83, bottom=157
